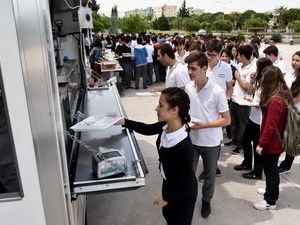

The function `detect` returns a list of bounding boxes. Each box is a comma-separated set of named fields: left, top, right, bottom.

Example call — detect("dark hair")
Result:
left=184, top=52, right=208, bottom=68
left=237, top=45, right=253, bottom=60
left=137, top=37, right=143, bottom=45
left=260, top=66, right=290, bottom=109
left=255, top=58, right=273, bottom=87
left=174, top=38, right=185, bottom=47
left=263, top=45, right=279, bottom=57
left=293, top=51, right=300, bottom=77
left=94, top=38, right=102, bottom=48
left=291, top=76, right=300, bottom=98
left=160, top=43, right=175, bottom=59
left=206, top=39, right=223, bottom=53
left=220, top=48, right=233, bottom=60
left=161, top=87, right=191, bottom=128
left=189, top=43, right=202, bottom=52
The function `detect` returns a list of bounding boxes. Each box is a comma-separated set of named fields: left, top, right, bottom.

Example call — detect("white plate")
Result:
left=71, top=115, right=122, bottom=131
left=235, top=98, right=259, bottom=107
left=135, top=92, right=160, bottom=97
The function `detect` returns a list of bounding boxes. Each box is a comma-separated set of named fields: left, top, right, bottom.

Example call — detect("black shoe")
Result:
left=198, top=172, right=205, bottom=182
left=126, top=86, right=134, bottom=89
left=232, top=147, right=241, bottom=154
left=147, top=81, right=152, bottom=85
left=216, top=168, right=221, bottom=177
left=234, top=164, right=251, bottom=171
left=135, top=87, right=139, bottom=90
left=224, top=141, right=235, bottom=146
left=201, top=200, right=211, bottom=218
left=143, top=85, right=148, bottom=89
left=242, top=171, right=262, bottom=180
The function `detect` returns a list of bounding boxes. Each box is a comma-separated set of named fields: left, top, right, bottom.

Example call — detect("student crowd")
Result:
left=88, top=32, right=300, bottom=225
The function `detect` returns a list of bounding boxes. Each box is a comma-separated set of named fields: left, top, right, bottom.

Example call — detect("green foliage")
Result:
left=88, top=0, right=100, bottom=12
left=152, top=15, right=170, bottom=31
left=288, top=20, right=300, bottom=33
left=182, top=18, right=200, bottom=32
left=199, top=22, right=212, bottom=33
left=118, top=15, right=150, bottom=33
left=244, top=17, right=268, bottom=29
left=178, top=0, right=189, bottom=18
left=92, top=12, right=110, bottom=32
left=171, top=17, right=184, bottom=30
left=271, top=33, right=282, bottom=42
left=279, top=8, right=300, bottom=26
left=236, top=32, right=245, bottom=41
left=212, top=19, right=233, bottom=33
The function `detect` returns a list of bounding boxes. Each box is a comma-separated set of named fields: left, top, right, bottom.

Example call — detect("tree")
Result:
left=88, top=0, right=100, bottom=13
left=182, top=18, right=200, bottom=32
left=279, top=8, right=300, bottom=26
left=244, top=17, right=268, bottom=35
left=199, top=22, right=212, bottom=33
left=212, top=19, right=233, bottom=35
left=288, top=20, right=300, bottom=33
left=92, top=12, right=110, bottom=33
left=171, top=17, right=184, bottom=30
left=153, top=15, right=170, bottom=31
left=178, top=0, right=189, bottom=18
left=118, top=15, right=150, bottom=33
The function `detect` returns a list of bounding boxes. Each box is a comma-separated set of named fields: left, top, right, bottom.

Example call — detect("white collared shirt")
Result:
left=232, top=61, right=256, bottom=103
left=206, top=60, right=233, bottom=93
left=284, top=71, right=296, bottom=88
left=185, top=79, right=229, bottom=146
left=175, top=51, right=189, bottom=65
left=273, top=59, right=287, bottom=75
left=159, top=124, right=188, bottom=179
left=165, top=62, right=190, bottom=88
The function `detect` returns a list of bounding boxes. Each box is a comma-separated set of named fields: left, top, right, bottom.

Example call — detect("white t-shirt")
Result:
left=273, top=59, right=287, bottom=75
left=249, top=89, right=261, bottom=125
left=185, top=79, right=229, bottom=147
left=206, top=60, right=233, bottom=93
left=165, top=62, right=190, bottom=88
left=232, top=61, right=256, bottom=103
left=284, top=71, right=296, bottom=88
left=295, top=101, right=300, bottom=111
left=145, top=44, right=154, bottom=63
left=175, top=51, right=189, bottom=65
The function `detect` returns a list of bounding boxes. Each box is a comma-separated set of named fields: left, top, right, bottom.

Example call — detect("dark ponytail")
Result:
left=161, top=87, right=191, bottom=131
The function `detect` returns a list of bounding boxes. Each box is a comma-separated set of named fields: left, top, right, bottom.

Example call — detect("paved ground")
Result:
left=87, top=44, right=300, bottom=225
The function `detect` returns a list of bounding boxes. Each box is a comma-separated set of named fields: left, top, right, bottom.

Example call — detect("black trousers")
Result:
left=263, top=153, right=281, bottom=205
left=230, top=102, right=250, bottom=148
left=242, top=119, right=263, bottom=176
left=162, top=182, right=197, bottom=225
left=279, top=153, right=295, bottom=170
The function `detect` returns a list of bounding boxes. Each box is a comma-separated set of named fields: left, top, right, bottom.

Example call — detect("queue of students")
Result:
left=111, top=33, right=298, bottom=224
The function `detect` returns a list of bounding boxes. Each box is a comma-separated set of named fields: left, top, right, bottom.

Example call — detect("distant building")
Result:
left=153, top=4, right=177, bottom=18
left=187, top=7, right=204, bottom=16
left=125, top=7, right=153, bottom=17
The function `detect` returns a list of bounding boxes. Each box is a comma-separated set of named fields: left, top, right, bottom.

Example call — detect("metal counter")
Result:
left=73, top=84, right=147, bottom=194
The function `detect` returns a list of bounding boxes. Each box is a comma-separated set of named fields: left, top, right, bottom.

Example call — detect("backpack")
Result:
left=282, top=102, right=300, bottom=156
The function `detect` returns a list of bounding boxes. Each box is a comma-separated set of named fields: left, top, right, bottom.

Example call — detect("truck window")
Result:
left=0, top=67, right=23, bottom=200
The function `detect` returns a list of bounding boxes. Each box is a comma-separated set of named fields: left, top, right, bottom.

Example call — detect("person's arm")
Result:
left=191, top=91, right=231, bottom=130
left=226, top=81, right=234, bottom=99
left=191, top=111, right=230, bottom=130
left=258, top=98, right=286, bottom=150
left=117, top=118, right=165, bottom=135
left=234, top=70, right=252, bottom=94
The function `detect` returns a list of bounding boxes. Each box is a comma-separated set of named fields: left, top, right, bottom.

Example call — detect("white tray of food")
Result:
left=135, top=92, right=160, bottom=97
left=235, top=96, right=259, bottom=107
left=70, top=115, right=123, bottom=131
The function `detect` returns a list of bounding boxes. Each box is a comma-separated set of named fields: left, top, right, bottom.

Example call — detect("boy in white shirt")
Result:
left=184, top=52, right=230, bottom=218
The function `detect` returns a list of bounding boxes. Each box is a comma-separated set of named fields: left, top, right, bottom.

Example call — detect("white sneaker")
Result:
left=257, top=188, right=265, bottom=195
left=253, top=200, right=276, bottom=211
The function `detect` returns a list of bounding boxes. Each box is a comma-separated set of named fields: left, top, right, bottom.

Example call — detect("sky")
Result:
left=97, top=0, right=300, bottom=17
